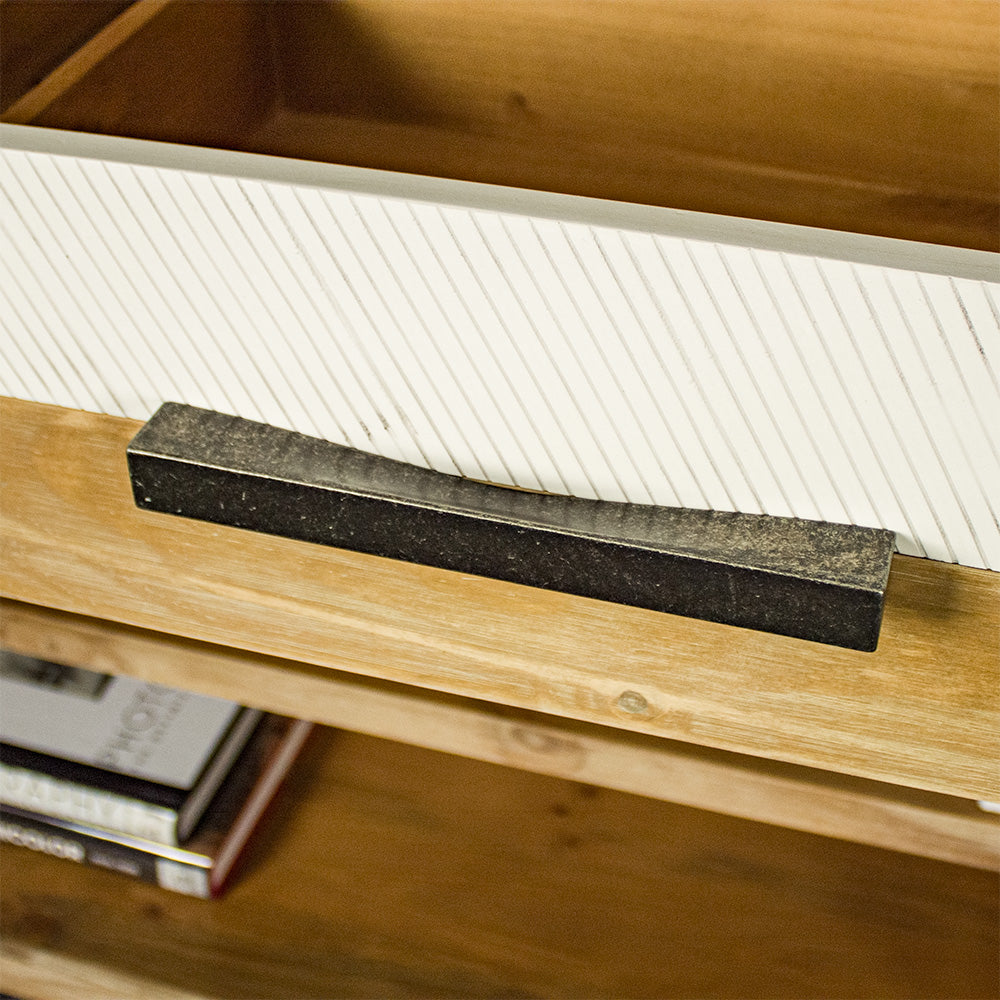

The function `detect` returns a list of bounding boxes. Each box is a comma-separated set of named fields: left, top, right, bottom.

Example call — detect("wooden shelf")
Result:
left=4, top=727, right=999, bottom=1000
left=3, top=597, right=997, bottom=872
left=3, top=397, right=997, bottom=802
left=0, top=4, right=997, bottom=998
left=4, top=0, right=998, bottom=250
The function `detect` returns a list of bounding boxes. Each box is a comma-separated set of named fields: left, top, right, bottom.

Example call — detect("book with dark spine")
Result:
left=0, top=713, right=313, bottom=898
left=0, top=650, right=263, bottom=845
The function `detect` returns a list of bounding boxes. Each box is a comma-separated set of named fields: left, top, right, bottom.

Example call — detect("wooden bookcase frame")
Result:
left=1, top=3, right=998, bottom=998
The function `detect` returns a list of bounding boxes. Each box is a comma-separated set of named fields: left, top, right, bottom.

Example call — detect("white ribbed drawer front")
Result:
left=2, top=126, right=998, bottom=568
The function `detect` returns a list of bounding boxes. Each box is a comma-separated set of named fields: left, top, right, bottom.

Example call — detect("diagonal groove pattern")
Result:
left=1, top=144, right=997, bottom=570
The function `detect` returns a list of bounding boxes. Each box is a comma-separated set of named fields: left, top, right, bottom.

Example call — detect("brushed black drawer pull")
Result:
left=127, top=403, right=895, bottom=651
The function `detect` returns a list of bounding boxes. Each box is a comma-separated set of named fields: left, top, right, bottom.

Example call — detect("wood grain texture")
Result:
left=2, top=728, right=998, bottom=999
left=0, top=941, right=204, bottom=1000
left=2, top=397, right=998, bottom=800
left=259, top=0, right=1000, bottom=250
left=3, top=598, right=997, bottom=870
left=9, top=0, right=995, bottom=248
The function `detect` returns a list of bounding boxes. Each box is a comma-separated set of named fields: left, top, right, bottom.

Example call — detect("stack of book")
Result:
left=0, top=648, right=312, bottom=898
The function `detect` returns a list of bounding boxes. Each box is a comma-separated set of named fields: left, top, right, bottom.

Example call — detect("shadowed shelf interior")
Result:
left=3, top=726, right=999, bottom=1000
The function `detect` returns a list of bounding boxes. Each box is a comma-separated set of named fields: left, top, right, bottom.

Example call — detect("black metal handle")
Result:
left=127, top=403, right=894, bottom=651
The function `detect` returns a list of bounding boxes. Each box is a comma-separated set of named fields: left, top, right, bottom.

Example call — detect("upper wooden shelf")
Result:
left=2, top=397, right=997, bottom=801
left=3, top=0, right=997, bottom=250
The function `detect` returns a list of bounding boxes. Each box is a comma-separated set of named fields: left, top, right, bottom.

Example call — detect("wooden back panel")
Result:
left=6, top=0, right=998, bottom=248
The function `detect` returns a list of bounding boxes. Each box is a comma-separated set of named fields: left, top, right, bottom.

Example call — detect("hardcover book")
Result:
left=0, top=650, right=262, bottom=845
left=1, top=712, right=313, bottom=898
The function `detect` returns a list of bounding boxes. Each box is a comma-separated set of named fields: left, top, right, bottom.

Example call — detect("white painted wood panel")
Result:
left=1, top=125, right=998, bottom=568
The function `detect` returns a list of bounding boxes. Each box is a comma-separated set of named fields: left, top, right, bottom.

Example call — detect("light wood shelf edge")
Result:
left=2, top=598, right=997, bottom=870
left=2, top=397, right=998, bottom=800
left=0, top=939, right=204, bottom=1000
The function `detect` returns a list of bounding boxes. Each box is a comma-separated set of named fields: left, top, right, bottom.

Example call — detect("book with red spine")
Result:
left=1, top=711, right=313, bottom=898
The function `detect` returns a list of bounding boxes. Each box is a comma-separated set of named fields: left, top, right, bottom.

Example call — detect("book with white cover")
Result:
left=0, top=650, right=262, bottom=845
left=1, top=712, right=314, bottom=898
